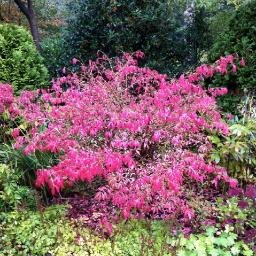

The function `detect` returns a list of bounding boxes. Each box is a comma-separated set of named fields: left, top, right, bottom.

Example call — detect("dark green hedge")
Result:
left=62, top=0, right=208, bottom=76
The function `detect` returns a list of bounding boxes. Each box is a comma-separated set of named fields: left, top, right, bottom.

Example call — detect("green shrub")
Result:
left=57, top=219, right=172, bottom=256
left=216, top=94, right=241, bottom=116
left=209, top=118, right=256, bottom=184
left=61, top=0, right=209, bottom=76
left=208, top=0, right=256, bottom=95
left=0, top=164, right=36, bottom=211
left=41, top=35, right=66, bottom=77
left=0, top=143, right=58, bottom=176
left=0, top=23, right=49, bottom=92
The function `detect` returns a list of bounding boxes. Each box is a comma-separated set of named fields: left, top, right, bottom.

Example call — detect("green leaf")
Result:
left=230, top=245, right=240, bottom=255
left=209, top=248, right=221, bottom=256
left=206, top=227, right=217, bottom=237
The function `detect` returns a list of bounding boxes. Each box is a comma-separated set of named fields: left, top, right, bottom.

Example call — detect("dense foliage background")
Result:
left=61, top=0, right=208, bottom=76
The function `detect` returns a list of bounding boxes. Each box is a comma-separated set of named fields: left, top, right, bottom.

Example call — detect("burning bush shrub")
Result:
left=3, top=52, right=244, bottom=222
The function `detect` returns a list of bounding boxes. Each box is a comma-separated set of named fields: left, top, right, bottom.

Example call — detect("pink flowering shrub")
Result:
left=0, top=83, right=17, bottom=142
left=0, top=84, right=14, bottom=115
left=4, top=52, right=244, bottom=221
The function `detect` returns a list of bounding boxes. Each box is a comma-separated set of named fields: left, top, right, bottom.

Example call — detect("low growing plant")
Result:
left=171, top=226, right=253, bottom=256
left=0, top=205, right=72, bottom=256
left=0, top=164, right=36, bottom=211
left=0, top=204, right=254, bottom=255
left=215, top=185, right=256, bottom=245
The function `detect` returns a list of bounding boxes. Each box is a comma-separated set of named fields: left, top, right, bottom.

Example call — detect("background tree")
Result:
left=183, top=1, right=210, bottom=69
left=13, top=0, right=41, bottom=49
left=61, top=0, right=206, bottom=76
left=0, top=0, right=67, bottom=49
left=206, top=0, right=256, bottom=113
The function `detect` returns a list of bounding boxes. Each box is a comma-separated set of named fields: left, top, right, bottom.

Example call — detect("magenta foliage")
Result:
left=228, top=184, right=256, bottom=200
left=5, top=52, right=244, bottom=220
left=0, top=83, right=14, bottom=114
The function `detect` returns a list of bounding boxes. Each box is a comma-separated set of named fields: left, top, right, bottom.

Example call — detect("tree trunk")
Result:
left=27, top=3, right=40, bottom=49
left=13, top=0, right=41, bottom=49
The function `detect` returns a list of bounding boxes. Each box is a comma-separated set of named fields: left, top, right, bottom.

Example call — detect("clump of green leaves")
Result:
left=0, top=23, right=49, bottom=92
left=171, top=226, right=253, bottom=256
left=209, top=118, right=256, bottom=184
left=0, top=143, right=59, bottom=204
left=110, top=220, right=172, bottom=256
left=0, top=205, right=72, bottom=256
left=215, top=196, right=256, bottom=237
left=0, top=164, right=36, bottom=211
